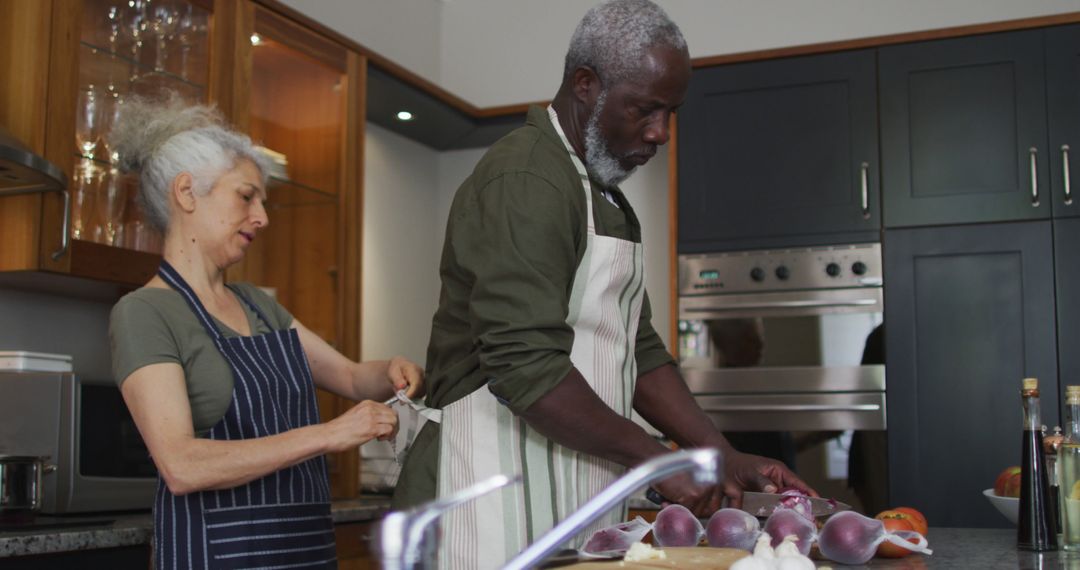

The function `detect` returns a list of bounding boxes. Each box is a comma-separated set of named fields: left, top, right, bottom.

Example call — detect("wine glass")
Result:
left=100, top=91, right=124, bottom=163
left=97, top=167, right=128, bottom=246
left=145, top=0, right=179, bottom=72
left=75, top=85, right=104, bottom=160
left=71, top=159, right=100, bottom=241
left=171, top=2, right=204, bottom=80
left=123, top=0, right=150, bottom=64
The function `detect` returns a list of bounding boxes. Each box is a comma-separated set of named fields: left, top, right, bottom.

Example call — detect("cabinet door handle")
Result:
left=0, top=186, right=70, bottom=260
left=1064, top=144, right=1073, bottom=206
left=1030, top=147, right=1040, bottom=207
left=860, top=161, right=870, bottom=219
left=53, top=189, right=70, bottom=260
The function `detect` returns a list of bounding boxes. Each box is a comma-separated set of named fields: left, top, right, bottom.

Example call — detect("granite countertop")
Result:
left=0, top=495, right=391, bottom=558
left=823, top=527, right=1079, bottom=568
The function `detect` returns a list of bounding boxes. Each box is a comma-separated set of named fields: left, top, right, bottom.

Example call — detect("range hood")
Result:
left=0, top=127, right=70, bottom=259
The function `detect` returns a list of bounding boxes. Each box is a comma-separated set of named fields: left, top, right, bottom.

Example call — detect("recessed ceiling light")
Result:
left=250, top=34, right=262, bottom=46
left=396, top=111, right=414, bottom=121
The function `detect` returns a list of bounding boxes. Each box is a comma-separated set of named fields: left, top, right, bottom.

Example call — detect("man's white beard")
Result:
left=584, top=91, right=636, bottom=187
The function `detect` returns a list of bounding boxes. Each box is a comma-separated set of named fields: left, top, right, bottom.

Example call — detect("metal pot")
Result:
left=0, top=455, right=56, bottom=516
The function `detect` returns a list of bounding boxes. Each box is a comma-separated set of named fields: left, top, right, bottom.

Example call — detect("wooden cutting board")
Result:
left=563, top=547, right=748, bottom=569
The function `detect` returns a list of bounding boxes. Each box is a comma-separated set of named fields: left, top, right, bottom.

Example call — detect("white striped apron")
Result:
left=435, top=106, right=647, bottom=570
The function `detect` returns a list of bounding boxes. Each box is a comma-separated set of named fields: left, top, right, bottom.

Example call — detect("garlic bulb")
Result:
left=730, top=533, right=815, bottom=570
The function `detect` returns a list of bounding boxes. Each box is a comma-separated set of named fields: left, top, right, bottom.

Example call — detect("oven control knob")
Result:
left=775, top=266, right=790, bottom=280
left=826, top=262, right=841, bottom=277
left=852, top=261, right=868, bottom=275
left=750, top=267, right=766, bottom=282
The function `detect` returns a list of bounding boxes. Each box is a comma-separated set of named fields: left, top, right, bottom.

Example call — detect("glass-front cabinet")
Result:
left=230, top=4, right=365, bottom=498
left=0, top=0, right=213, bottom=285
left=0, top=0, right=365, bottom=498
left=74, top=0, right=211, bottom=254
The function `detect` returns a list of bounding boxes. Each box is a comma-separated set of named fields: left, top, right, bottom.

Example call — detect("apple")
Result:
left=994, top=466, right=1022, bottom=498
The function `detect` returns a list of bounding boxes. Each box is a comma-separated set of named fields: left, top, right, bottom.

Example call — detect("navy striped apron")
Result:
left=154, top=261, right=336, bottom=570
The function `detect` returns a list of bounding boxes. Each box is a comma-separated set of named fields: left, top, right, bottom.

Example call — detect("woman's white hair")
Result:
left=109, top=95, right=272, bottom=232
left=563, top=0, right=686, bottom=87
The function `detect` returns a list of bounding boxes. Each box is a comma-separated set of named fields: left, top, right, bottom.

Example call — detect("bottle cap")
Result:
left=1023, top=378, right=1039, bottom=391
left=1068, top=385, right=1080, bottom=394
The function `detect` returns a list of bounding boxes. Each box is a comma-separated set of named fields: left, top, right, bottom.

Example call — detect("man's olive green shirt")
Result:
left=393, top=105, right=674, bottom=507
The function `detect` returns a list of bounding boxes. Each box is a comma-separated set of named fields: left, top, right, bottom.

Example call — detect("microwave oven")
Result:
left=0, top=371, right=157, bottom=513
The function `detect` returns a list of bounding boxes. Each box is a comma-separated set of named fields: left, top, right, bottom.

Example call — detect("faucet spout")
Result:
left=376, top=474, right=520, bottom=570
left=502, top=448, right=722, bottom=570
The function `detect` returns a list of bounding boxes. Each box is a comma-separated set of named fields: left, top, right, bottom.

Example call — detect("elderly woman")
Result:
left=108, top=96, right=422, bottom=570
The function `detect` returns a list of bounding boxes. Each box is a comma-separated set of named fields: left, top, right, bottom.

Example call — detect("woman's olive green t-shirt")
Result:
left=109, top=283, right=293, bottom=436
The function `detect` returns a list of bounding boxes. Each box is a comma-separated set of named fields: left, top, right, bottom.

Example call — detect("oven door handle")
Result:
left=699, top=404, right=882, bottom=412
left=684, top=299, right=879, bottom=312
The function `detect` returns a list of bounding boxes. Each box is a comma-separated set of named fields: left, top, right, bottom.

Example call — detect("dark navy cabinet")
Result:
left=1056, top=217, right=1080, bottom=400
left=677, top=50, right=880, bottom=253
left=879, top=30, right=1051, bottom=228
left=883, top=222, right=1059, bottom=528
left=1047, top=25, right=1080, bottom=219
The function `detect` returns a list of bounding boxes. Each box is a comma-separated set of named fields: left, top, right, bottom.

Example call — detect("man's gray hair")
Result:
left=109, top=94, right=272, bottom=233
left=564, top=0, right=686, bottom=86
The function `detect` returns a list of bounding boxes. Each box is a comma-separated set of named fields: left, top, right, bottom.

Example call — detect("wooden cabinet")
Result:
left=1047, top=24, right=1080, bottom=219
left=677, top=50, right=880, bottom=253
left=224, top=1, right=366, bottom=498
left=0, top=0, right=214, bottom=285
left=883, top=221, right=1059, bottom=528
left=880, top=29, right=1061, bottom=227
left=335, top=521, right=379, bottom=570
left=0, top=0, right=365, bottom=498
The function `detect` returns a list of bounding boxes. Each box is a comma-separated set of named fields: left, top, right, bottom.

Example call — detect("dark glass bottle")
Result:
left=1019, top=378, right=1057, bottom=551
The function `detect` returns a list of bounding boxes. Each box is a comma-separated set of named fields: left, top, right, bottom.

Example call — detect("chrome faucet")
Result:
left=374, top=448, right=721, bottom=570
left=503, top=447, right=721, bottom=570
left=374, top=474, right=519, bottom=570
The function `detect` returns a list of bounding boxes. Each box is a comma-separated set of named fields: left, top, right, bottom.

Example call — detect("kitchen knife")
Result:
left=645, top=488, right=851, bottom=518
left=540, top=548, right=623, bottom=568
left=740, top=491, right=851, bottom=518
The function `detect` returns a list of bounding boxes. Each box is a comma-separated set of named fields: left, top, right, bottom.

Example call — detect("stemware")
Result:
left=75, top=85, right=104, bottom=160
left=145, top=0, right=179, bottom=72
left=71, top=159, right=101, bottom=241
left=97, top=167, right=128, bottom=246
left=99, top=91, right=125, bottom=162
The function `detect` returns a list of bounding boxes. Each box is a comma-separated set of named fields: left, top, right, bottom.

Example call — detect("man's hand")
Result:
left=719, top=450, right=817, bottom=508
left=653, top=449, right=818, bottom=517
left=652, top=472, right=724, bottom=517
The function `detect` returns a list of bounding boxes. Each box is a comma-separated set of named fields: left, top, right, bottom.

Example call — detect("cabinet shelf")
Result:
left=266, top=175, right=337, bottom=208
left=80, top=41, right=207, bottom=93
left=68, top=239, right=160, bottom=285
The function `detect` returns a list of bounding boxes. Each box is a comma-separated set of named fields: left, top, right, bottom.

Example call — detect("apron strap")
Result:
left=157, top=260, right=226, bottom=342
left=226, top=283, right=276, bottom=331
left=157, top=261, right=276, bottom=339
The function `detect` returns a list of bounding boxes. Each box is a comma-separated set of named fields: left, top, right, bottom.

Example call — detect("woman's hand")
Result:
left=323, top=400, right=399, bottom=452
left=386, top=356, right=425, bottom=399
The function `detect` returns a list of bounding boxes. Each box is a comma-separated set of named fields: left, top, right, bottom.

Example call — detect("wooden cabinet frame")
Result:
left=0, top=0, right=367, bottom=498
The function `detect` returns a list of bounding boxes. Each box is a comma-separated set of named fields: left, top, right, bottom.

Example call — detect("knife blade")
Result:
left=740, top=491, right=851, bottom=518
left=645, top=488, right=851, bottom=518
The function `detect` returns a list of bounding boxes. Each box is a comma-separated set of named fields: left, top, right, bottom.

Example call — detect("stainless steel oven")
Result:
left=677, top=243, right=887, bottom=512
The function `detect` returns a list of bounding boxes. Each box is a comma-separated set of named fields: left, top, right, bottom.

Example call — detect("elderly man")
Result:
left=393, top=1, right=814, bottom=566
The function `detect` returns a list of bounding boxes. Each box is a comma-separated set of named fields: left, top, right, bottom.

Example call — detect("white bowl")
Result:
left=984, top=488, right=1019, bottom=525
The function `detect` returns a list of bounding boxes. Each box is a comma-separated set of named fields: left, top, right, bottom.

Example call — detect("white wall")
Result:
left=438, top=0, right=1080, bottom=107
left=361, top=124, right=443, bottom=362
left=276, top=0, right=443, bottom=86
